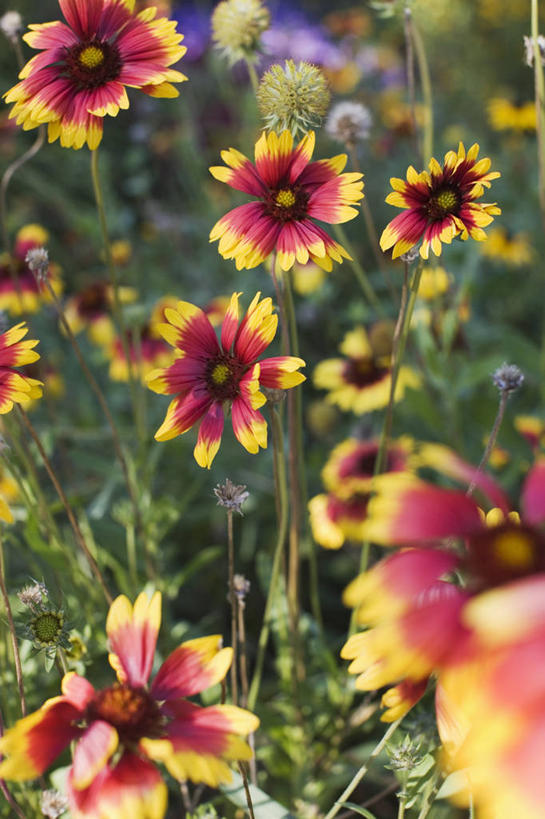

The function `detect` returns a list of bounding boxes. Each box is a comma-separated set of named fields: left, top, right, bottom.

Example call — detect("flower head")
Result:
left=488, top=98, right=536, bottom=133
left=0, top=591, right=258, bottom=818
left=209, top=129, right=364, bottom=271
left=0, top=225, right=62, bottom=315
left=147, top=292, right=305, bottom=468
left=211, top=0, right=270, bottom=65
left=0, top=322, right=42, bottom=415
left=479, top=226, right=533, bottom=266
left=4, top=0, right=187, bottom=150
left=325, top=100, right=372, bottom=147
left=380, top=143, right=500, bottom=260
left=313, top=325, right=419, bottom=414
left=257, top=60, right=330, bottom=138
left=64, top=281, right=137, bottom=348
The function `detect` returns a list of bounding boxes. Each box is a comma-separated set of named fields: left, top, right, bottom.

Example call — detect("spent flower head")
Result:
left=25, top=247, right=50, bottom=281
left=0, top=10, right=22, bottom=41
left=214, top=479, right=249, bottom=515
left=40, top=789, right=68, bottom=818
left=326, top=100, right=372, bottom=147
left=524, top=34, right=545, bottom=67
left=233, top=573, right=251, bottom=601
left=211, top=0, right=270, bottom=65
left=257, top=60, right=330, bottom=137
left=492, top=363, right=524, bottom=395
left=17, top=580, right=48, bottom=611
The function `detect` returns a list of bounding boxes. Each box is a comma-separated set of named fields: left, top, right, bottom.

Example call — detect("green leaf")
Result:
left=220, top=770, right=295, bottom=818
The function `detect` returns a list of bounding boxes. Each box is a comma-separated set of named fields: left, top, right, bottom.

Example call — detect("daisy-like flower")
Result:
left=0, top=322, right=43, bottom=414
left=0, top=591, right=259, bottom=818
left=64, top=281, right=137, bottom=348
left=342, top=459, right=545, bottom=818
left=0, top=224, right=63, bottom=315
left=209, top=130, right=364, bottom=271
left=108, top=298, right=175, bottom=383
left=146, top=292, right=305, bottom=468
left=313, top=325, right=419, bottom=415
left=380, top=143, right=501, bottom=260
left=4, top=0, right=187, bottom=150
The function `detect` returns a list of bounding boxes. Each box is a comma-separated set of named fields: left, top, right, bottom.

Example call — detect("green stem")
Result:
left=246, top=61, right=259, bottom=95
left=532, top=0, right=545, bottom=232
left=323, top=719, right=402, bottom=819
left=247, top=406, right=289, bottom=711
left=0, top=533, right=26, bottom=716
left=333, top=224, right=383, bottom=315
left=227, top=509, right=239, bottom=706
left=411, top=18, right=434, bottom=162
left=416, top=768, right=442, bottom=819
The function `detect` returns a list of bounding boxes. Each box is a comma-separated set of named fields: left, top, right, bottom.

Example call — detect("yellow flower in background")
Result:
left=418, top=266, right=452, bottom=301
left=488, top=99, right=536, bottom=133
left=479, top=227, right=533, bottom=267
left=0, top=463, right=18, bottom=523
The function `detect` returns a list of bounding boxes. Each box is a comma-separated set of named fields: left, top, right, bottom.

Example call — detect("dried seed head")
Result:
left=214, top=478, right=249, bottom=515
left=233, top=573, right=251, bottom=600
left=18, top=581, right=47, bottom=611
left=400, top=245, right=421, bottom=263
left=492, top=363, right=524, bottom=395
left=40, top=789, right=68, bottom=818
left=0, top=11, right=22, bottom=42
left=262, top=386, right=286, bottom=405
left=25, top=247, right=49, bottom=281
left=211, top=0, right=270, bottom=65
left=524, top=34, right=545, bottom=67
left=257, top=60, right=330, bottom=137
left=326, top=101, right=372, bottom=147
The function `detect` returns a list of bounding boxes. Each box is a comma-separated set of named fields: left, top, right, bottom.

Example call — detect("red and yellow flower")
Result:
left=313, top=325, right=419, bottom=415
left=0, top=591, right=258, bottom=818
left=4, top=0, right=187, bottom=150
left=147, top=292, right=305, bottom=468
left=342, top=459, right=545, bottom=817
left=0, top=322, right=42, bottom=414
left=0, top=464, right=19, bottom=524
left=380, top=143, right=500, bottom=260
left=209, top=130, right=364, bottom=271
left=64, top=281, right=137, bottom=348
left=108, top=301, right=175, bottom=383
left=0, top=224, right=62, bottom=315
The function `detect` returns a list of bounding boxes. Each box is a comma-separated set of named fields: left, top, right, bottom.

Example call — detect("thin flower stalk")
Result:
left=237, top=761, right=256, bottom=819
left=403, top=4, right=418, bottom=157
left=323, top=719, right=402, bottom=819
left=247, top=406, right=289, bottom=711
left=41, top=274, right=151, bottom=575
left=332, top=224, right=383, bottom=313
left=532, top=0, right=545, bottom=232
left=16, top=407, right=113, bottom=604
left=410, top=16, right=434, bottom=164
left=0, top=533, right=26, bottom=716
left=227, top=509, right=238, bottom=705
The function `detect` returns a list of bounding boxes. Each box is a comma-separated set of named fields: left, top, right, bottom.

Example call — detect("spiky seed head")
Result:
left=214, top=478, right=249, bottom=515
left=211, top=0, right=270, bottom=65
left=257, top=60, right=330, bottom=137
left=492, top=363, right=524, bottom=395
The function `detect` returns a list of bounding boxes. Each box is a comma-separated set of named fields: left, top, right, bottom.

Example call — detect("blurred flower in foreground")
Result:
left=380, top=143, right=500, bottom=259
left=211, top=0, right=270, bottom=65
left=479, top=227, right=533, bottom=267
left=64, top=281, right=137, bottom=348
left=515, top=415, right=545, bottom=451
left=0, top=225, right=62, bottom=315
left=257, top=60, right=330, bottom=137
left=4, top=0, right=187, bottom=150
left=313, top=324, right=419, bottom=414
left=342, top=460, right=545, bottom=817
left=0, top=591, right=258, bottom=818
left=0, top=322, right=42, bottom=415
left=147, top=292, right=305, bottom=467
left=210, top=130, right=364, bottom=271
left=488, top=98, right=536, bottom=132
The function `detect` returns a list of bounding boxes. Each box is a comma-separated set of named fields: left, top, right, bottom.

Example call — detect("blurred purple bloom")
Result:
left=173, top=1, right=211, bottom=62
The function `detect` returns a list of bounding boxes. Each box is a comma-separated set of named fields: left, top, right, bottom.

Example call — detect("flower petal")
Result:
left=71, top=721, right=119, bottom=791
left=106, top=591, right=161, bottom=687
left=151, top=635, right=232, bottom=701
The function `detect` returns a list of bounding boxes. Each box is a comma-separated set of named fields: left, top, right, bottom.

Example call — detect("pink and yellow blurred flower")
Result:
left=4, top=0, right=187, bottom=150
left=380, top=143, right=500, bottom=259
left=515, top=415, right=545, bottom=451
left=313, top=325, right=419, bottom=415
left=64, top=281, right=137, bottom=348
left=0, top=591, right=258, bottom=818
left=209, top=130, right=364, bottom=271
left=147, top=292, right=306, bottom=468
left=0, top=322, right=43, bottom=414
left=0, top=224, right=63, bottom=315
left=108, top=304, right=175, bottom=383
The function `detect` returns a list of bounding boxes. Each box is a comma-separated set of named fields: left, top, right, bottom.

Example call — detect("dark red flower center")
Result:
left=77, top=283, right=109, bottom=318
left=426, top=187, right=460, bottom=220
left=265, top=185, right=310, bottom=223
left=328, top=493, right=370, bottom=523
left=342, top=357, right=388, bottom=388
left=0, top=256, right=32, bottom=286
left=206, top=354, right=247, bottom=401
left=64, top=39, right=122, bottom=89
left=85, top=684, right=164, bottom=744
left=466, top=522, right=545, bottom=590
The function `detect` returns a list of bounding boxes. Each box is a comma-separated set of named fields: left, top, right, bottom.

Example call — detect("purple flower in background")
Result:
left=174, top=2, right=211, bottom=62
left=262, top=4, right=342, bottom=68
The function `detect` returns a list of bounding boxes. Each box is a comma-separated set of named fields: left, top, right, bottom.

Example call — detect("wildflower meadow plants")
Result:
left=1, top=0, right=545, bottom=817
